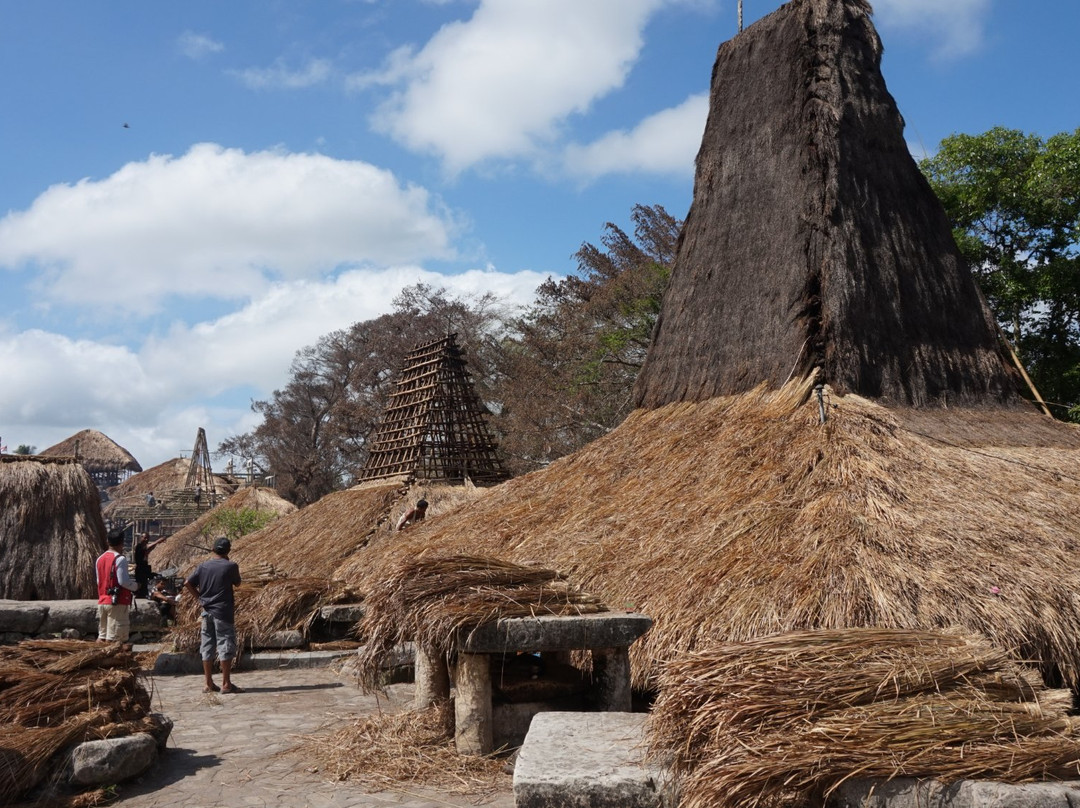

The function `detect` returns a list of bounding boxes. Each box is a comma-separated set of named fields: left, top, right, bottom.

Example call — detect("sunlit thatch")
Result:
left=0, top=456, right=105, bottom=599
left=649, top=629, right=1080, bottom=808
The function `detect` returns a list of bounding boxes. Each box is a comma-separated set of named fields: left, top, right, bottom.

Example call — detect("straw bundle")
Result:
left=354, top=554, right=606, bottom=691
left=292, top=702, right=509, bottom=798
left=0, top=640, right=155, bottom=802
left=649, top=628, right=1080, bottom=808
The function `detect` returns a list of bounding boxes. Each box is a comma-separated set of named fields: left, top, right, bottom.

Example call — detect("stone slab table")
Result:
left=416, top=611, right=652, bottom=756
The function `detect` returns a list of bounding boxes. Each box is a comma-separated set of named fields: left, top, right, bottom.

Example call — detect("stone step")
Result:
left=513, top=712, right=675, bottom=808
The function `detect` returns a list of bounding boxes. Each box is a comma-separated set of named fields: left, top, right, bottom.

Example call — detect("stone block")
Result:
left=832, top=777, right=1080, bottom=808
left=514, top=712, right=675, bottom=808
left=0, top=600, right=48, bottom=634
left=38, top=600, right=100, bottom=634
left=318, top=603, right=365, bottom=623
left=68, top=733, right=158, bottom=786
left=460, top=612, right=652, bottom=654
left=260, top=630, right=306, bottom=649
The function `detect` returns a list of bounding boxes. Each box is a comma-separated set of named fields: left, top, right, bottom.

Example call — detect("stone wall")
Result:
left=0, top=599, right=172, bottom=644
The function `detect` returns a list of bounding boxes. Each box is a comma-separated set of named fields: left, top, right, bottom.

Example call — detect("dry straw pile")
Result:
left=355, top=554, right=606, bottom=690
left=649, top=628, right=1080, bottom=808
left=0, top=640, right=157, bottom=803
left=292, top=702, right=509, bottom=799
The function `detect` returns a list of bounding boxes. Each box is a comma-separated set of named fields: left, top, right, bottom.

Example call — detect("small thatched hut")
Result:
left=232, top=479, right=490, bottom=581
left=152, top=485, right=297, bottom=573
left=330, top=0, right=1080, bottom=691
left=40, top=428, right=142, bottom=492
left=0, top=456, right=106, bottom=599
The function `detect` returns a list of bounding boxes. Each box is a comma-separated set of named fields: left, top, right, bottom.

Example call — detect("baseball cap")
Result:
left=212, top=536, right=232, bottom=555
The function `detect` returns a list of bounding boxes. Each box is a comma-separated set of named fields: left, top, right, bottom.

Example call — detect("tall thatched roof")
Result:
left=634, top=0, right=1020, bottom=409
left=39, top=429, right=142, bottom=473
left=0, top=456, right=106, bottom=599
left=336, top=381, right=1080, bottom=688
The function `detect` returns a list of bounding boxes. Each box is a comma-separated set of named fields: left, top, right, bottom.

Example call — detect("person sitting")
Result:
left=146, top=491, right=157, bottom=507
left=396, top=499, right=429, bottom=531
left=149, top=578, right=179, bottom=623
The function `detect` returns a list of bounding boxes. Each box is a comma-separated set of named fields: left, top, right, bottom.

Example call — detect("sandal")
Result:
left=203, top=683, right=220, bottom=693
left=221, top=684, right=243, bottom=694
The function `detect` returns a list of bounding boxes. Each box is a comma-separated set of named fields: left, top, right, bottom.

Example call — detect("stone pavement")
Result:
left=116, top=665, right=515, bottom=808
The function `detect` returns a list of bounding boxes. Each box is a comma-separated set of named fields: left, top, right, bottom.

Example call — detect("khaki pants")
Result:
left=98, top=604, right=131, bottom=642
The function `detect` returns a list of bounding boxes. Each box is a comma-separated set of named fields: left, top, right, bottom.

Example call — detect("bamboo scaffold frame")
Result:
left=360, top=334, right=509, bottom=485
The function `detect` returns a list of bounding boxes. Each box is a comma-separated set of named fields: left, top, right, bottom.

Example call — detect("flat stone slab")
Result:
left=833, top=777, right=1080, bottom=808
left=151, top=649, right=353, bottom=675
left=0, top=599, right=168, bottom=636
left=460, top=612, right=652, bottom=653
left=318, top=603, right=365, bottom=623
left=514, top=711, right=674, bottom=808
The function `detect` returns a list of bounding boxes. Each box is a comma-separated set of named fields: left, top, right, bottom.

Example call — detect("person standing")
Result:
left=133, top=532, right=167, bottom=598
left=96, top=528, right=138, bottom=643
left=184, top=536, right=242, bottom=694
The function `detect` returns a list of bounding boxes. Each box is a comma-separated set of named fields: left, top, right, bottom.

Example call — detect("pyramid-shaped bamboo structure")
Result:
left=360, top=334, right=508, bottom=485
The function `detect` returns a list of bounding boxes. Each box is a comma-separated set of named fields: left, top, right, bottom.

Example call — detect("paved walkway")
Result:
left=117, top=665, right=515, bottom=808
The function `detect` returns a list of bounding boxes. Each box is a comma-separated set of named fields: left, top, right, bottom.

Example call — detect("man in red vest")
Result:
left=96, top=528, right=138, bottom=643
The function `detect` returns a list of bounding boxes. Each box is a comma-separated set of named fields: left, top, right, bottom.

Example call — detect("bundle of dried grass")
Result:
left=649, top=628, right=1080, bottom=808
left=0, top=640, right=155, bottom=802
left=164, top=577, right=359, bottom=653
left=355, top=554, right=605, bottom=690
left=292, top=702, right=509, bottom=798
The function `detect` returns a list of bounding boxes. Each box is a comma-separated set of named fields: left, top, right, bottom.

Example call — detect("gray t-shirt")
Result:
left=186, top=557, right=241, bottom=621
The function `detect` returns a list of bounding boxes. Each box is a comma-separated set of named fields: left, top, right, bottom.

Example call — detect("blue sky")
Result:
left=1, top=0, right=1077, bottom=470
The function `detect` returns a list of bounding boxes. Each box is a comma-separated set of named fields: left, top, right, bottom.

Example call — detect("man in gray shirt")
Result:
left=184, top=536, right=242, bottom=693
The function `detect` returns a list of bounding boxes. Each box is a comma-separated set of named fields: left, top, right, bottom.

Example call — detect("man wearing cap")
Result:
left=184, top=536, right=242, bottom=694
left=96, top=528, right=139, bottom=643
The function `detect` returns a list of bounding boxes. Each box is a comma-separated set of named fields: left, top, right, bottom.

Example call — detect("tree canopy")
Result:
left=219, top=204, right=680, bottom=503
left=921, top=127, right=1080, bottom=420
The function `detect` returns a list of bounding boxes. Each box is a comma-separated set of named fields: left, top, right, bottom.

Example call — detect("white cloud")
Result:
left=0, top=144, right=460, bottom=314
left=872, top=0, right=991, bottom=58
left=231, top=58, right=333, bottom=90
left=562, top=92, right=707, bottom=182
left=0, top=265, right=549, bottom=469
left=177, top=31, right=225, bottom=60
left=369, top=0, right=672, bottom=172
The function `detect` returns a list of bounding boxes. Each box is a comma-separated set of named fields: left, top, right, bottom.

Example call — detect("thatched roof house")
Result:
left=635, top=0, right=1020, bottom=410
left=40, top=428, right=142, bottom=491
left=152, top=485, right=297, bottom=573
left=329, top=0, right=1080, bottom=690
left=0, top=456, right=106, bottom=599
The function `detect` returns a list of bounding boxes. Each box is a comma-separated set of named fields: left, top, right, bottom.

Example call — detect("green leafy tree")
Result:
left=921, top=127, right=1080, bottom=420
left=493, top=204, right=680, bottom=471
left=14, top=444, right=36, bottom=455
left=202, top=507, right=277, bottom=541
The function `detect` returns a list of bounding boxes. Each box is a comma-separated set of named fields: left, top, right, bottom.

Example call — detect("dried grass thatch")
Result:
left=0, top=640, right=156, bottom=802
left=165, top=577, right=359, bottom=653
left=648, top=628, right=1080, bottom=808
left=150, top=485, right=296, bottom=572
left=292, top=702, right=509, bottom=799
left=355, top=554, right=606, bottom=690
left=0, top=457, right=106, bottom=599
left=102, top=456, right=235, bottom=515
left=234, top=479, right=490, bottom=581
left=333, top=379, right=1080, bottom=689
left=39, top=429, right=142, bottom=473
left=635, top=0, right=1020, bottom=410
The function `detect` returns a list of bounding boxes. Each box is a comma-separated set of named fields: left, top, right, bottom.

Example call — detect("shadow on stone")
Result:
left=117, top=749, right=223, bottom=796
